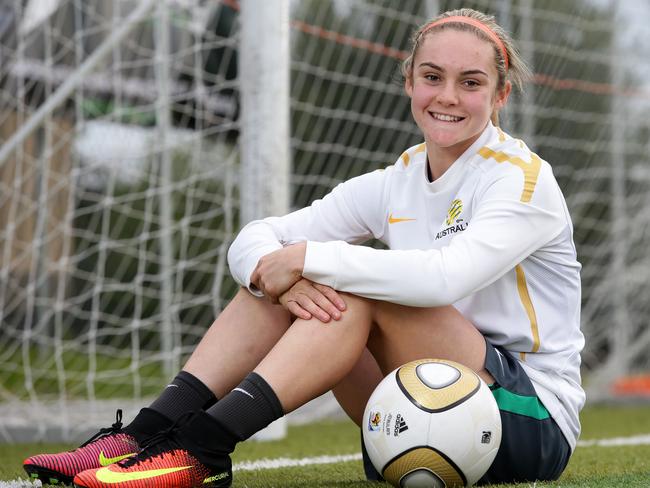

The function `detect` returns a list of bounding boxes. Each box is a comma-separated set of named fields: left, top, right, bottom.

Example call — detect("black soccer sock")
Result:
left=173, top=411, right=235, bottom=472
left=204, top=372, right=284, bottom=452
left=149, top=370, right=218, bottom=419
left=123, top=407, right=173, bottom=444
left=124, top=370, right=217, bottom=443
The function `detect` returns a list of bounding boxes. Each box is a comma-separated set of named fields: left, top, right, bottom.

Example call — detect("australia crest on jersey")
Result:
left=435, top=198, right=469, bottom=240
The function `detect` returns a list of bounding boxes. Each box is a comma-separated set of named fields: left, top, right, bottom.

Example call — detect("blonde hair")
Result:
left=401, top=8, right=532, bottom=93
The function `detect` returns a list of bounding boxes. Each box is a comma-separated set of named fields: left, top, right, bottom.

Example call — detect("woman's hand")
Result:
left=251, top=242, right=307, bottom=302
left=279, top=278, right=347, bottom=323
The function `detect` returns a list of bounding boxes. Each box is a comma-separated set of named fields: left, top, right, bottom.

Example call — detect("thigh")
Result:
left=478, top=341, right=571, bottom=484
left=367, top=302, right=492, bottom=383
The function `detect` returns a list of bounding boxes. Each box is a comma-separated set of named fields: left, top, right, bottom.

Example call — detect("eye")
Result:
left=424, top=73, right=441, bottom=82
left=462, top=79, right=480, bottom=88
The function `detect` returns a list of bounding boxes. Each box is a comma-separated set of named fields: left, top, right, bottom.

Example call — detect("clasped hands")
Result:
left=250, top=242, right=346, bottom=323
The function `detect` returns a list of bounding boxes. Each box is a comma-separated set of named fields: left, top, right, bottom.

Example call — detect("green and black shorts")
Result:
left=477, top=340, right=571, bottom=485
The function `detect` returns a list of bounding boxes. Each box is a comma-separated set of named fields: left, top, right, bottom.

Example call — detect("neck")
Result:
left=425, top=141, right=472, bottom=181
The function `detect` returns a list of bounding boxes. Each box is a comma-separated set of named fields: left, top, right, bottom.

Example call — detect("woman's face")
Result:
left=405, top=29, right=510, bottom=157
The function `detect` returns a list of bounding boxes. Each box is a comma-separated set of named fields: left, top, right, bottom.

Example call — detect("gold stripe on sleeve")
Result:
left=400, top=151, right=410, bottom=167
left=477, top=147, right=542, bottom=203
left=515, top=264, right=540, bottom=354
left=400, top=143, right=426, bottom=168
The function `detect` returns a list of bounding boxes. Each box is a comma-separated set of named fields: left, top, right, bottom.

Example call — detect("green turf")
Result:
left=0, top=345, right=169, bottom=400
left=2, top=405, right=650, bottom=487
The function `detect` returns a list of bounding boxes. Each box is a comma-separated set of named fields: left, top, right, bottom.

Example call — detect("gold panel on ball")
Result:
left=383, top=446, right=466, bottom=487
left=396, top=359, right=480, bottom=412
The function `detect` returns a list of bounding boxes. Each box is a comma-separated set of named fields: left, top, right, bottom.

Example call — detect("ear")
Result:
left=494, top=80, right=512, bottom=110
left=404, top=76, right=413, bottom=98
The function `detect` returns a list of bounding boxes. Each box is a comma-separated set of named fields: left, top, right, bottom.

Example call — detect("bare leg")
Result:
left=254, top=294, right=374, bottom=411
left=256, top=294, right=493, bottom=414
left=367, top=299, right=494, bottom=384
left=332, top=349, right=383, bottom=426
left=183, top=288, right=292, bottom=399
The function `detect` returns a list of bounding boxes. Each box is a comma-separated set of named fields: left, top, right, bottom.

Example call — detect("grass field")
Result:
left=1, top=405, right=650, bottom=487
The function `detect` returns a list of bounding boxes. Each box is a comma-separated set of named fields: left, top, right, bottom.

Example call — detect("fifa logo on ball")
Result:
left=368, top=411, right=382, bottom=432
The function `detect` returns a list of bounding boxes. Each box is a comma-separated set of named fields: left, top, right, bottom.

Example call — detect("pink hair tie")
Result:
left=422, top=16, right=509, bottom=70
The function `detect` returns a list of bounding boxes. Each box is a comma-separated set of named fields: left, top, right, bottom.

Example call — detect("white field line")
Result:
left=577, top=433, right=650, bottom=447
left=0, top=480, right=41, bottom=488
left=3, top=434, right=650, bottom=487
left=234, top=452, right=362, bottom=471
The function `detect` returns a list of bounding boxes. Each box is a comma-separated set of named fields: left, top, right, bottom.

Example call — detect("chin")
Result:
left=431, top=128, right=483, bottom=149
left=428, top=134, right=465, bottom=148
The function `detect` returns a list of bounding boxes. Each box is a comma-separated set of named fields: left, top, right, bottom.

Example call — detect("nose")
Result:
left=436, top=81, right=459, bottom=106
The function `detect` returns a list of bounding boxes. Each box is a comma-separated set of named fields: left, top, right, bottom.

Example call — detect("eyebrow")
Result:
left=417, top=62, right=488, bottom=77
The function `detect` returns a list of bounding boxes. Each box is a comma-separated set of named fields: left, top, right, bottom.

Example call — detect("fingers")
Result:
left=252, top=267, right=281, bottom=303
left=290, top=294, right=330, bottom=323
left=251, top=248, right=303, bottom=302
left=313, top=283, right=347, bottom=311
left=278, top=280, right=346, bottom=324
left=307, top=288, right=349, bottom=322
left=284, top=300, right=312, bottom=321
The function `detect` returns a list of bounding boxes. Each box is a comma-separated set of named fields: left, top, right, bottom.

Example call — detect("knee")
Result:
left=338, top=295, right=412, bottom=328
left=231, top=287, right=292, bottom=322
left=232, top=287, right=265, bottom=308
left=370, top=299, right=410, bottom=325
left=373, top=301, right=459, bottom=325
left=338, top=293, right=375, bottom=319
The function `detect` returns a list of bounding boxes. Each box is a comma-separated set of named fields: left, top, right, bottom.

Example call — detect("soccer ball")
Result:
left=362, top=359, right=502, bottom=487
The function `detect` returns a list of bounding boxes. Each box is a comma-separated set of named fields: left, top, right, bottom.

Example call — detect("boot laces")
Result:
left=118, top=412, right=194, bottom=468
left=79, top=409, right=125, bottom=448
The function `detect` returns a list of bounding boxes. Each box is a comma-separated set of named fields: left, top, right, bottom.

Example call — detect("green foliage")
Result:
left=81, top=98, right=157, bottom=126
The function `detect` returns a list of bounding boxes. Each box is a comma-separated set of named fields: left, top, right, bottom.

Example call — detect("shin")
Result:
left=183, top=288, right=292, bottom=399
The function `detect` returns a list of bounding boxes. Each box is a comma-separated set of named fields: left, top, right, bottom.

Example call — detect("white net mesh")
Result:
left=0, top=0, right=242, bottom=440
left=0, top=0, right=649, bottom=441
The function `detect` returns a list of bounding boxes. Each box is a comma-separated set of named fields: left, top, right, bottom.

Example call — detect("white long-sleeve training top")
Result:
left=228, top=122, right=585, bottom=451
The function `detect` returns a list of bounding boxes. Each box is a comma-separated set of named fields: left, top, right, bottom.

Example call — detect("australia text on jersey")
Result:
left=435, top=219, right=468, bottom=240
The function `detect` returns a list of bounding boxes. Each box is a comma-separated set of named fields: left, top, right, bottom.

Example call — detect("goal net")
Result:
left=1, top=0, right=648, bottom=442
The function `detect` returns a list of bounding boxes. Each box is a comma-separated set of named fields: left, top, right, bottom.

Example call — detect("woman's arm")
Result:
left=227, top=168, right=389, bottom=296
left=303, top=171, right=568, bottom=307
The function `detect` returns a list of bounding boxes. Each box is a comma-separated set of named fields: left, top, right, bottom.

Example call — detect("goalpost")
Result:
left=1, top=0, right=649, bottom=443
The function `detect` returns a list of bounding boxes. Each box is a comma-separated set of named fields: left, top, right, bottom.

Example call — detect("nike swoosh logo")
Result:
left=98, top=451, right=137, bottom=467
left=95, top=465, right=193, bottom=483
left=388, top=213, right=416, bottom=224
left=233, top=387, right=254, bottom=399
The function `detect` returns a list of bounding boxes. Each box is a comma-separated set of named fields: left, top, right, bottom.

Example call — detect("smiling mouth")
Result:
left=429, top=112, right=465, bottom=123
